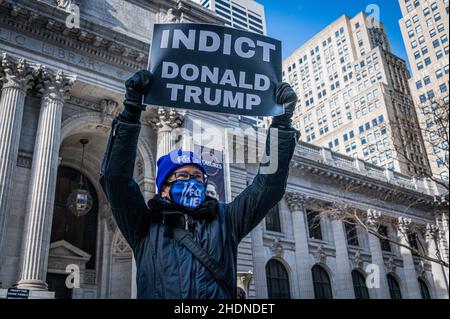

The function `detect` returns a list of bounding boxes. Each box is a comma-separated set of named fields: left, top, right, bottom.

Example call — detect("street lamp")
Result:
left=66, top=139, right=93, bottom=217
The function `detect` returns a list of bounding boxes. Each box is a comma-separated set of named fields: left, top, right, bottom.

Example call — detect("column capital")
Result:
left=36, top=67, right=76, bottom=103
left=397, top=216, right=412, bottom=233
left=425, top=223, right=439, bottom=240
left=366, top=209, right=382, bottom=228
left=285, top=192, right=307, bottom=212
left=143, top=107, right=184, bottom=132
left=0, top=53, right=36, bottom=92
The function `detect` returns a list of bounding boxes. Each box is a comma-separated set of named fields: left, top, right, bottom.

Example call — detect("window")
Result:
left=378, top=225, right=391, bottom=252
left=307, top=210, right=323, bottom=240
left=265, top=205, right=282, bottom=232
left=416, top=80, right=423, bottom=89
left=419, top=278, right=431, bottom=299
left=312, top=265, right=333, bottom=299
left=387, top=274, right=402, bottom=299
left=352, top=270, right=370, bottom=299
left=345, top=222, right=359, bottom=246
left=407, top=232, right=420, bottom=254
left=266, top=260, right=291, bottom=299
left=434, top=13, right=441, bottom=22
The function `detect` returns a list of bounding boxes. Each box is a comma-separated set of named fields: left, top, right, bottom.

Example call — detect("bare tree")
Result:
left=304, top=182, right=449, bottom=269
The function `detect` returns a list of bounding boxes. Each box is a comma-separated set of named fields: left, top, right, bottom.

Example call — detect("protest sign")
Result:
left=145, top=23, right=283, bottom=116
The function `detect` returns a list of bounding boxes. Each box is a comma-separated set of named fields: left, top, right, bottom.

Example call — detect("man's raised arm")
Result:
left=99, top=70, right=153, bottom=248
left=226, top=83, right=298, bottom=243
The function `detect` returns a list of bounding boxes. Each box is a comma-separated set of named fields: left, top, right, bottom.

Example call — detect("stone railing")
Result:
left=292, top=141, right=444, bottom=197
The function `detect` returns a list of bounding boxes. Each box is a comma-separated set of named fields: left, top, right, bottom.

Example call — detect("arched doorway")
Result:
left=47, top=166, right=99, bottom=299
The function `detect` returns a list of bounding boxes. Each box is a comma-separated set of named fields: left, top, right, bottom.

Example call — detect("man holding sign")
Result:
left=99, top=24, right=298, bottom=299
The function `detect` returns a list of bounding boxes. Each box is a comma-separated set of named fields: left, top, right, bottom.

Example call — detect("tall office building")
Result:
left=194, top=0, right=267, bottom=35
left=398, top=0, right=449, bottom=182
left=283, top=13, right=430, bottom=176
left=194, top=0, right=267, bottom=127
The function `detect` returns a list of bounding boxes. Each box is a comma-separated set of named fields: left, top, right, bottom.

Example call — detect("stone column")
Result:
left=426, top=224, right=449, bottom=299
left=16, top=69, right=75, bottom=290
left=330, top=217, right=355, bottom=299
left=0, top=54, right=35, bottom=262
left=251, top=223, right=268, bottom=298
left=286, top=193, right=315, bottom=299
left=397, top=217, right=421, bottom=299
left=366, top=209, right=390, bottom=299
left=145, top=108, right=184, bottom=160
left=437, top=212, right=449, bottom=266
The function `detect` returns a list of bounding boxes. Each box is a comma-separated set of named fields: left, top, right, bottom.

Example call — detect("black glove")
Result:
left=120, top=70, right=153, bottom=123
left=271, top=82, right=298, bottom=130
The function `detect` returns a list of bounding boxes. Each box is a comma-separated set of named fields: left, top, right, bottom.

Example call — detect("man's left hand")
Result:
left=272, top=83, right=298, bottom=129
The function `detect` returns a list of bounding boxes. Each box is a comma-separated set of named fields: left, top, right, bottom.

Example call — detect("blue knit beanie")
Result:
left=156, top=149, right=207, bottom=193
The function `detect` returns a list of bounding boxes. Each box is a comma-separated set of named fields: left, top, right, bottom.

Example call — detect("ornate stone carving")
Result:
left=366, top=209, right=381, bottom=229
left=416, top=261, right=427, bottom=277
left=315, top=244, right=327, bottom=264
left=352, top=250, right=364, bottom=269
left=100, top=99, right=120, bottom=121
left=425, top=223, right=438, bottom=241
left=36, top=67, right=76, bottom=102
left=144, top=107, right=184, bottom=132
left=237, top=271, right=253, bottom=290
left=385, top=256, right=396, bottom=273
left=66, top=96, right=100, bottom=111
left=54, top=0, right=78, bottom=10
left=285, top=192, right=307, bottom=212
left=397, top=216, right=412, bottom=234
left=0, top=53, right=36, bottom=91
left=161, top=8, right=179, bottom=23
left=270, top=238, right=284, bottom=258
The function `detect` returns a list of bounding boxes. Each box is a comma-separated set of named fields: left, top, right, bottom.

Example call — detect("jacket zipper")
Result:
left=104, top=121, right=119, bottom=172
left=184, top=214, right=189, bottom=231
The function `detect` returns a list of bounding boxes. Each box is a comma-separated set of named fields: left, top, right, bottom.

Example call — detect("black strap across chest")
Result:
left=172, top=227, right=234, bottom=299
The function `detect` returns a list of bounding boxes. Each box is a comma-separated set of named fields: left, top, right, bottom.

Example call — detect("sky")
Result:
left=258, top=0, right=408, bottom=66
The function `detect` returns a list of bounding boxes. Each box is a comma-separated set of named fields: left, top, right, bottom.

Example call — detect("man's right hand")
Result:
left=120, top=70, right=153, bottom=123
left=124, top=70, right=153, bottom=110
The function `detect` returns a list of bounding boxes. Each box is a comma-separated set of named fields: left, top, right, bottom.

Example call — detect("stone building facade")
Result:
left=0, top=0, right=448, bottom=299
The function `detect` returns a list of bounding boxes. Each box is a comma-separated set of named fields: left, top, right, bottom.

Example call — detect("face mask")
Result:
left=169, top=179, right=206, bottom=209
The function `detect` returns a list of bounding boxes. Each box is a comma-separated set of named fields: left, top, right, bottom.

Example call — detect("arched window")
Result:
left=387, top=274, right=402, bottom=299
left=352, top=270, right=370, bottom=299
left=266, top=259, right=291, bottom=299
left=312, top=265, right=333, bottom=299
left=418, top=278, right=431, bottom=299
